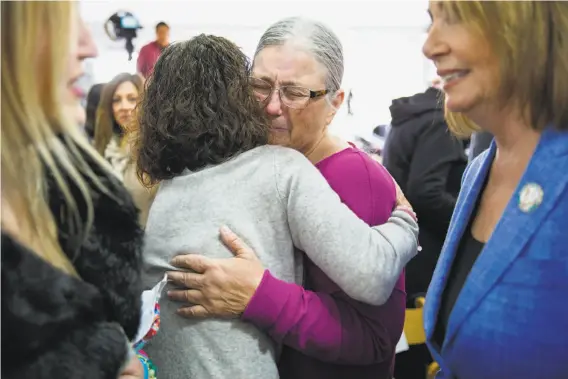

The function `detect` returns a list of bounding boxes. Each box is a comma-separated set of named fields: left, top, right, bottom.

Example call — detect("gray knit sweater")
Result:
left=143, top=145, right=418, bottom=379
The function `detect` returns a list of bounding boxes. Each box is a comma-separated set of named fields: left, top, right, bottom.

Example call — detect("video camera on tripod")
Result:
left=104, top=11, right=143, bottom=61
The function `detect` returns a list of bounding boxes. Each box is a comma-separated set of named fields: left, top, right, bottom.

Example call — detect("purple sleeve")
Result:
left=242, top=270, right=405, bottom=364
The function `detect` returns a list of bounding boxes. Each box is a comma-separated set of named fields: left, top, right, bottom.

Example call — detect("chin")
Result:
left=269, top=133, right=290, bottom=147
left=444, top=94, right=476, bottom=114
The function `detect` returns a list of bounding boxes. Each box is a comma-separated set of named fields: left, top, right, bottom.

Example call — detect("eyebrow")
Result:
left=255, top=74, right=273, bottom=83
left=279, top=80, right=300, bottom=87
left=253, top=75, right=301, bottom=87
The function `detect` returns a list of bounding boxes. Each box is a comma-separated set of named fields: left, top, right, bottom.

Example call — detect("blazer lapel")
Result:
left=443, top=128, right=568, bottom=349
left=424, top=144, right=495, bottom=345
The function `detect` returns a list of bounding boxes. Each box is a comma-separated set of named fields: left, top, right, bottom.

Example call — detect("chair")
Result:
left=403, top=297, right=426, bottom=345
left=402, top=297, right=440, bottom=379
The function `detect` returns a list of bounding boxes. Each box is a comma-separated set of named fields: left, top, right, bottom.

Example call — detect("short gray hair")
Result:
left=254, top=17, right=344, bottom=94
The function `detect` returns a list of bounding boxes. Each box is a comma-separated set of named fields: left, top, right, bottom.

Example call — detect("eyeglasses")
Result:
left=249, top=77, right=330, bottom=110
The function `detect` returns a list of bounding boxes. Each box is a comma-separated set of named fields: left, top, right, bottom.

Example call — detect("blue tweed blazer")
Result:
left=424, top=127, right=568, bottom=379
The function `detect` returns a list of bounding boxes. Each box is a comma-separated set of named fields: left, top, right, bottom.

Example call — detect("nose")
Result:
left=422, top=24, right=449, bottom=63
left=264, top=89, right=283, bottom=117
left=120, top=99, right=134, bottom=111
left=78, top=18, right=98, bottom=60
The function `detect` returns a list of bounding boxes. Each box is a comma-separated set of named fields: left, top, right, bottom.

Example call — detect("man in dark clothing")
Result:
left=383, top=85, right=468, bottom=379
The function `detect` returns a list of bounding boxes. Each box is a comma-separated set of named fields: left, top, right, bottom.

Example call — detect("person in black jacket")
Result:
left=468, top=130, right=493, bottom=161
left=383, top=83, right=467, bottom=379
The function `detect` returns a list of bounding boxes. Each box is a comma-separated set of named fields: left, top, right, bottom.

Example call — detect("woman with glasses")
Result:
left=159, top=18, right=410, bottom=379
left=136, top=33, right=418, bottom=378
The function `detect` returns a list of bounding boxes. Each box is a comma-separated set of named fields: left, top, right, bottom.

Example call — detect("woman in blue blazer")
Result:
left=422, top=2, right=568, bottom=378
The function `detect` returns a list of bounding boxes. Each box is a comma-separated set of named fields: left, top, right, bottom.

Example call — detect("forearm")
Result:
left=292, top=209, right=418, bottom=305
left=242, top=271, right=401, bottom=364
left=277, top=149, right=418, bottom=305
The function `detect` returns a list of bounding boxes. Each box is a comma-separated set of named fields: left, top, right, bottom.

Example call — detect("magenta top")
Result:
left=136, top=41, right=163, bottom=79
left=242, top=146, right=406, bottom=379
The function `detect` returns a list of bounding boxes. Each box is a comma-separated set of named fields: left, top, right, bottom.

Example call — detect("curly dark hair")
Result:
left=135, top=34, right=269, bottom=186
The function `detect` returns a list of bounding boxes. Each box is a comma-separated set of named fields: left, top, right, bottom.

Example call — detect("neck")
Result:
left=305, top=133, right=350, bottom=165
left=473, top=106, right=541, bottom=164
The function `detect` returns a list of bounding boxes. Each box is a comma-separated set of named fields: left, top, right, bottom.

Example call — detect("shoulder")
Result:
left=319, top=148, right=395, bottom=197
left=268, top=145, right=319, bottom=177
left=49, top=144, right=143, bottom=254
left=267, top=145, right=331, bottom=199
left=269, top=145, right=311, bottom=163
left=139, top=42, right=152, bottom=53
left=462, top=148, right=490, bottom=188
left=319, top=147, right=396, bottom=222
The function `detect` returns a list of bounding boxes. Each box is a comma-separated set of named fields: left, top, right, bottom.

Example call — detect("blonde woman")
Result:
left=423, top=2, right=568, bottom=379
left=1, top=3, right=145, bottom=378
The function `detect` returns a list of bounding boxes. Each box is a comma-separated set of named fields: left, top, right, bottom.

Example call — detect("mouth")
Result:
left=271, top=127, right=289, bottom=133
left=69, top=73, right=86, bottom=101
left=71, top=86, right=85, bottom=100
left=438, top=69, right=470, bottom=86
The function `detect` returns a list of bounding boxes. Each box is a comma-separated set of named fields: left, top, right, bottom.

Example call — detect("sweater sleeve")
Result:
left=242, top=271, right=405, bottom=364
left=272, top=147, right=418, bottom=306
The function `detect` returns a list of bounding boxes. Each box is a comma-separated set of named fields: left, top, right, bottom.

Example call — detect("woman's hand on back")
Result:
left=167, top=226, right=265, bottom=318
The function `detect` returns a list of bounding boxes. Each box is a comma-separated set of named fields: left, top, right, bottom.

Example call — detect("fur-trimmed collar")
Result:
left=2, top=142, right=144, bottom=378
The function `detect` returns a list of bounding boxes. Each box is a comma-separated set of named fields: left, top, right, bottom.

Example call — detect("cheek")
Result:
left=466, top=35, right=499, bottom=96
left=112, top=103, right=121, bottom=117
left=484, top=62, right=501, bottom=96
left=289, top=108, right=324, bottom=141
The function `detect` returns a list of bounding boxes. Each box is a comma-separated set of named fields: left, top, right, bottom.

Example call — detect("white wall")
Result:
left=81, top=0, right=430, bottom=28
left=82, top=0, right=432, bottom=137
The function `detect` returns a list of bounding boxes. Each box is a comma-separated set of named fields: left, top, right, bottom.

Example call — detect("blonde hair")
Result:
left=439, top=1, right=568, bottom=137
left=1, top=2, right=111, bottom=275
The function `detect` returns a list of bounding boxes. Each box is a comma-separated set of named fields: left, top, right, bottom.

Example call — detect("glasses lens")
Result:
left=249, top=77, right=272, bottom=102
left=281, top=86, right=310, bottom=109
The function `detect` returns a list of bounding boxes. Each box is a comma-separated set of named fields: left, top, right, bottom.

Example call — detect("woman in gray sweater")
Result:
left=135, top=35, right=418, bottom=379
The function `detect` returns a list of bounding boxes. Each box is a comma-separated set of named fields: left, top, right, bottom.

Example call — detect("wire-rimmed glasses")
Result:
left=249, top=76, right=330, bottom=110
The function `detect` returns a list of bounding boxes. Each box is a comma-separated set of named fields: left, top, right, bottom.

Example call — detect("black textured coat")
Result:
left=383, top=88, right=468, bottom=298
left=1, top=143, right=144, bottom=379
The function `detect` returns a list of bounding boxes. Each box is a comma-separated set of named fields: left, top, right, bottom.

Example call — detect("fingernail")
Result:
left=220, top=225, right=231, bottom=234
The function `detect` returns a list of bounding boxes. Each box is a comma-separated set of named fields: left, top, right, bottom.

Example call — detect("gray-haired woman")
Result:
left=163, top=18, right=412, bottom=379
